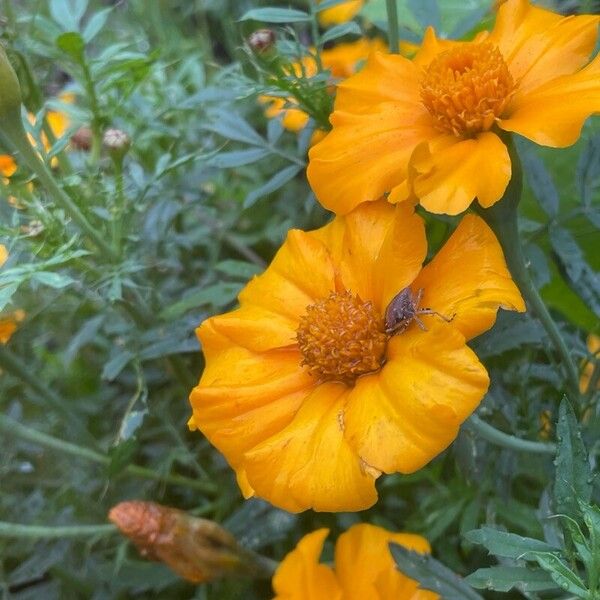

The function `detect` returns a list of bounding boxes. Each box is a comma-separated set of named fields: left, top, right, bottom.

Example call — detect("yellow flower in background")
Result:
left=27, top=91, right=74, bottom=155
left=0, top=246, right=23, bottom=344
left=0, top=154, right=17, bottom=180
left=272, top=524, right=438, bottom=599
left=259, top=39, right=386, bottom=135
left=580, top=334, right=600, bottom=394
left=317, top=0, right=364, bottom=27
left=308, top=0, right=600, bottom=215
left=188, top=201, right=524, bottom=512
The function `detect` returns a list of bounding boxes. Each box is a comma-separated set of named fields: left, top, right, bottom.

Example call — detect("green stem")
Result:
left=0, top=110, right=117, bottom=260
left=476, top=135, right=580, bottom=396
left=308, top=1, right=323, bottom=70
left=0, top=412, right=217, bottom=494
left=0, top=522, right=116, bottom=539
left=385, top=0, right=400, bottom=53
left=110, top=154, right=125, bottom=255
left=467, top=414, right=556, bottom=455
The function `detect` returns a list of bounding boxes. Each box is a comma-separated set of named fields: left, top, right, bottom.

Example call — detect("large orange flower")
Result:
left=260, top=38, right=387, bottom=134
left=272, top=524, right=438, bottom=599
left=317, top=0, right=364, bottom=27
left=188, top=201, right=524, bottom=512
left=307, top=0, right=600, bottom=215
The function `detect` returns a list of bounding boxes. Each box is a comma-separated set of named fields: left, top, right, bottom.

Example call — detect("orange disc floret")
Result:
left=297, top=290, right=387, bottom=384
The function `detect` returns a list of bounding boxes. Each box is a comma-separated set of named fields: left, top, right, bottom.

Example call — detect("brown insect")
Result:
left=385, top=287, right=453, bottom=335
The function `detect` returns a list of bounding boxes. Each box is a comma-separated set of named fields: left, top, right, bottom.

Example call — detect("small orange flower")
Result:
left=580, top=334, right=600, bottom=394
left=0, top=154, right=17, bottom=179
left=189, top=201, right=524, bottom=512
left=0, top=247, right=23, bottom=344
left=308, top=0, right=600, bottom=215
left=272, top=524, right=438, bottom=599
left=27, top=92, right=74, bottom=156
left=260, top=38, right=386, bottom=135
left=317, top=0, right=364, bottom=27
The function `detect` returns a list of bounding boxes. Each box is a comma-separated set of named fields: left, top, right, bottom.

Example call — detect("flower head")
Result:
left=189, top=201, right=524, bottom=512
left=307, top=0, right=600, bottom=215
left=317, top=0, right=364, bottom=27
left=272, top=524, right=438, bottom=599
left=0, top=247, right=23, bottom=344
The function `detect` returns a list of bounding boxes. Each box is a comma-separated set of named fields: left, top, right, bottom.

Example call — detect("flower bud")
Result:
left=248, top=29, right=276, bottom=54
left=102, top=128, right=130, bottom=160
left=71, top=126, right=92, bottom=151
left=109, top=501, right=274, bottom=584
left=0, top=46, right=22, bottom=121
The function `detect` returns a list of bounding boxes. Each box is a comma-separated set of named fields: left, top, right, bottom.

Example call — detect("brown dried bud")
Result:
left=71, top=126, right=92, bottom=151
left=248, top=29, right=276, bottom=54
left=109, top=501, right=274, bottom=584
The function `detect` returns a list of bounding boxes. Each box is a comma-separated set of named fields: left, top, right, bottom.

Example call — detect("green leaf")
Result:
left=56, top=31, right=85, bottom=59
left=315, top=0, right=351, bottom=12
left=577, top=134, right=600, bottom=207
left=206, top=111, right=265, bottom=146
left=389, top=544, right=484, bottom=600
left=466, top=566, right=558, bottom=592
left=244, top=164, right=303, bottom=208
left=320, top=22, right=362, bottom=44
left=209, top=148, right=271, bottom=168
left=32, top=271, right=75, bottom=289
left=215, top=260, right=262, bottom=280
left=465, top=527, right=558, bottom=559
left=519, top=143, right=560, bottom=217
left=554, top=398, right=592, bottom=521
left=82, top=7, right=112, bottom=42
left=408, top=0, right=441, bottom=31
left=527, top=551, right=589, bottom=597
left=239, top=8, right=311, bottom=23
left=50, top=0, right=87, bottom=31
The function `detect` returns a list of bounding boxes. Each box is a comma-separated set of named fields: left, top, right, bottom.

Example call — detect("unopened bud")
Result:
left=248, top=29, right=276, bottom=54
left=109, top=501, right=275, bottom=584
left=0, top=46, right=22, bottom=121
left=71, top=126, right=92, bottom=151
left=102, top=128, right=130, bottom=160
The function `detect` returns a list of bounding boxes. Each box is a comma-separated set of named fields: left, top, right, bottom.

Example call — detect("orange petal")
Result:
left=307, top=103, right=436, bottom=215
left=0, top=155, right=16, bottom=178
left=499, top=53, right=600, bottom=147
left=239, top=229, right=336, bottom=323
left=189, top=320, right=315, bottom=473
left=490, top=0, right=600, bottom=94
left=244, top=383, right=379, bottom=512
left=334, top=524, right=437, bottom=600
left=414, top=214, right=525, bottom=341
left=321, top=38, right=387, bottom=80
left=0, top=244, right=7, bottom=268
left=412, top=26, right=475, bottom=68
left=314, top=201, right=427, bottom=313
left=343, top=324, right=489, bottom=474
left=411, top=132, right=511, bottom=214
left=273, top=529, right=342, bottom=600
left=317, top=0, right=363, bottom=27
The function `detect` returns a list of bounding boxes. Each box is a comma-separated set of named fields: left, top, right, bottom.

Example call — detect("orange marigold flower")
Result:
left=273, top=524, right=438, bottom=599
left=317, top=0, right=364, bottom=27
left=260, top=38, right=387, bottom=135
left=0, top=154, right=17, bottom=179
left=188, top=201, right=525, bottom=512
left=308, top=0, right=600, bottom=215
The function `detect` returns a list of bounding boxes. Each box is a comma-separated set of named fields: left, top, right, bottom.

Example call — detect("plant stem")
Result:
left=467, top=414, right=556, bottom=455
left=0, top=522, right=116, bottom=539
left=476, top=135, right=580, bottom=396
left=0, top=110, right=117, bottom=260
left=385, top=0, right=400, bottom=53
left=0, top=412, right=217, bottom=494
left=308, top=1, right=323, bottom=70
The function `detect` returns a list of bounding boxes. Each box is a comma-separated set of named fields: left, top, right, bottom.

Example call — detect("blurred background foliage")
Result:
left=0, top=0, right=598, bottom=598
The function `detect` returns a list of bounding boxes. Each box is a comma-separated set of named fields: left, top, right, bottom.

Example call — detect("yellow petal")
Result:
left=273, top=529, right=342, bottom=600
left=500, top=53, right=600, bottom=147
left=313, top=201, right=427, bottom=313
left=343, top=324, right=489, bottom=474
left=308, top=103, right=436, bottom=215
left=412, top=26, right=474, bottom=68
left=411, top=132, right=511, bottom=214
left=239, top=229, right=336, bottom=322
left=244, top=383, right=379, bottom=512
left=334, top=524, right=437, bottom=600
left=189, top=320, right=315, bottom=473
left=317, top=0, right=363, bottom=27
left=413, top=214, right=525, bottom=341
left=322, top=38, right=388, bottom=80
left=490, top=0, right=600, bottom=94
left=0, top=245, right=7, bottom=267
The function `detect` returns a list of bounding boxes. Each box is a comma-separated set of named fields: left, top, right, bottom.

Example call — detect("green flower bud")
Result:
left=0, top=45, right=22, bottom=121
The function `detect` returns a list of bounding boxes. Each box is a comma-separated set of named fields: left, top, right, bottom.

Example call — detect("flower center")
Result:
left=296, top=291, right=387, bottom=385
left=420, top=43, right=514, bottom=137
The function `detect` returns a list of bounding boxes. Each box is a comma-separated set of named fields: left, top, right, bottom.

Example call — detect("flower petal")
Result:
left=189, top=320, right=315, bottom=474
left=412, top=26, right=474, bottom=68
left=490, top=0, right=600, bottom=94
left=273, top=529, right=342, bottom=600
left=318, top=0, right=363, bottom=27
left=313, top=201, right=427, bottom=313
left=343, top=324, right=489, bottom=474
left=239, top=229, right=336, bottom=323
left=499, top=53, right=600, bottom=147
left=244, top=383, right=379, bottom=512
left=413, top=214, right=525, bottom=341
left=411, top=132, right=511, bottom=214
left=334, top=524, right=436, bottom=600
left=0, top=244, right=7, bottom=268
left=308, top=104, right=437, bottom=214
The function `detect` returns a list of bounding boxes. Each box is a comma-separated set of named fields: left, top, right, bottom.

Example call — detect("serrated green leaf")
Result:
left=527, top=551, right=589, bottom=597
left=390, top=544, right=484, bottom=600
left=466, top=566, right=558, bottom=592
left=465, top=527, right=558, bottom=559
